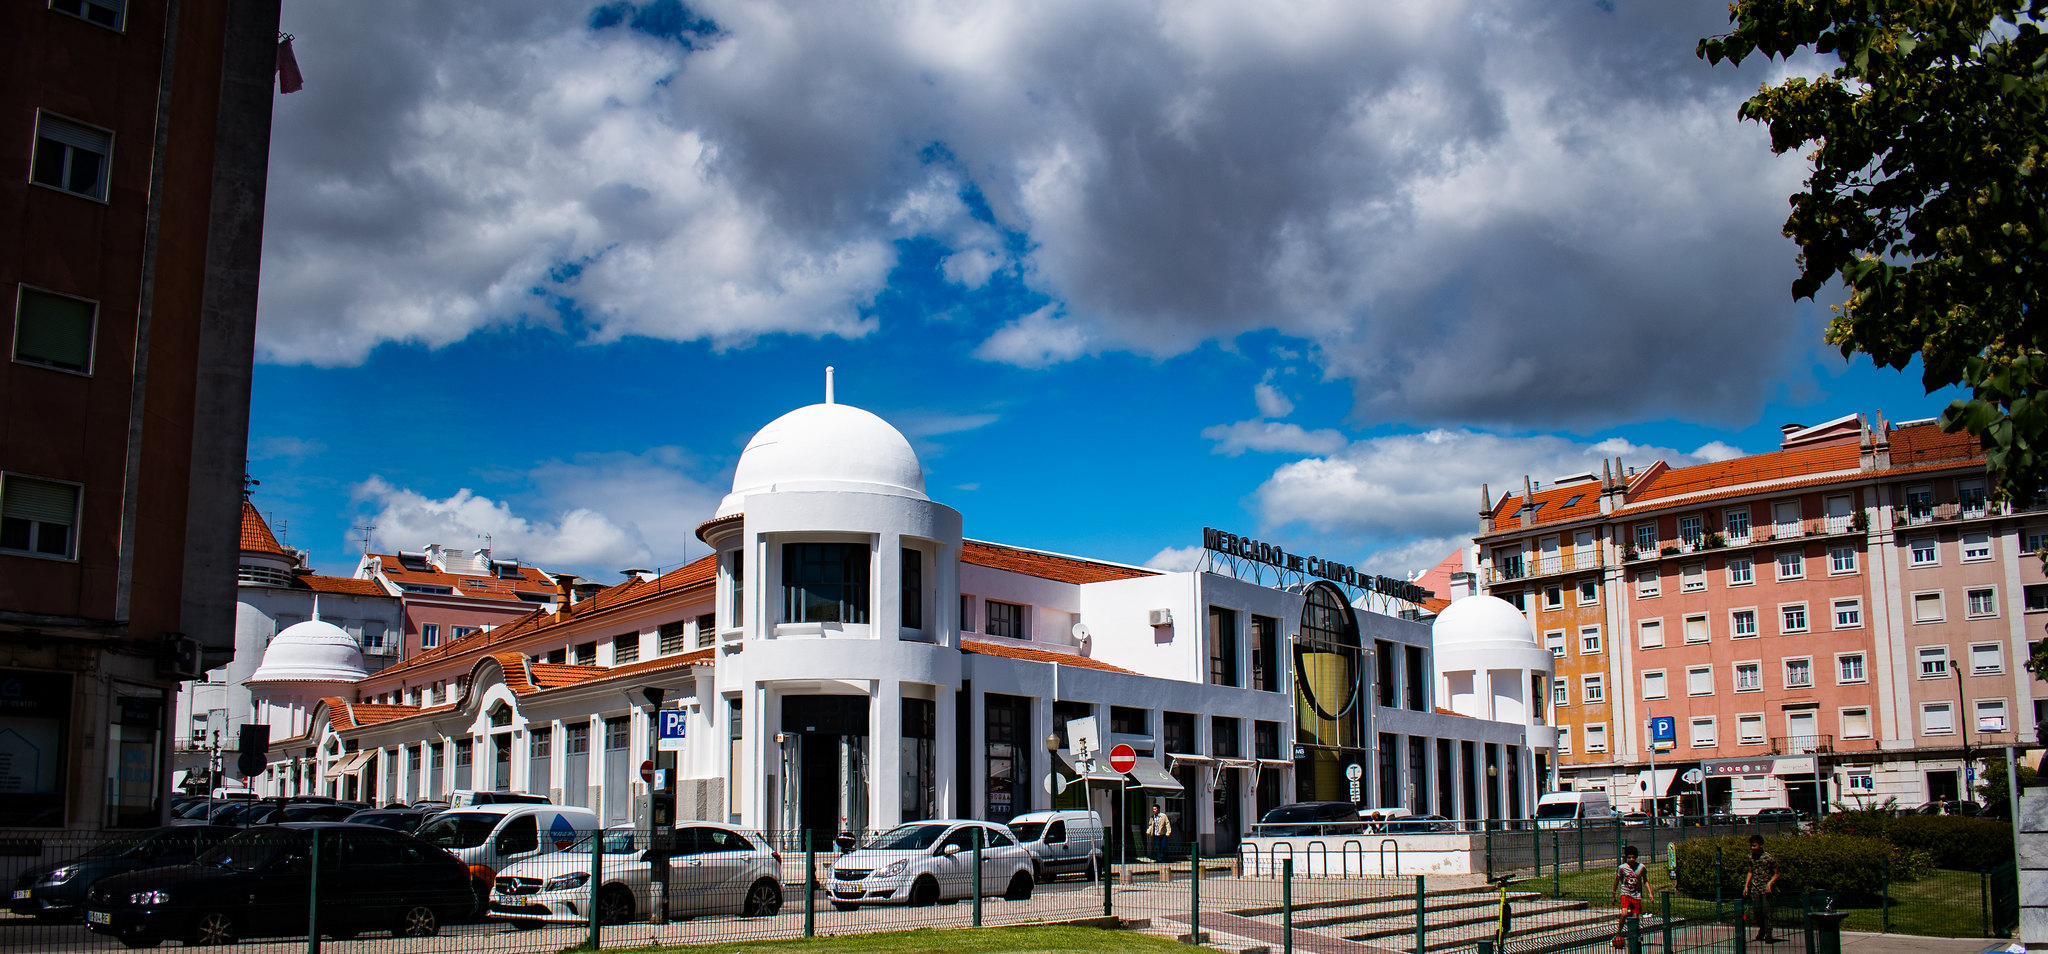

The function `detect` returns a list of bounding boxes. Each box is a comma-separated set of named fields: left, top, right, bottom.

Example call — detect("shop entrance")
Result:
left=783, top=696, right=870, bottom=837
left=1927, top=769, right=1960, bottom=804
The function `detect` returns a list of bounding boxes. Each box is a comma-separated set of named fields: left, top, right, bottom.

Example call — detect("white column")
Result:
left=874, top=679, right=903, bottom=827
left=934, top=686, right=958, bottom=816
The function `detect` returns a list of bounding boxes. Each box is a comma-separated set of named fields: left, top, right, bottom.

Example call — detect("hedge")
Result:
left=1673, top=833, right=1930, bottom=904
left=1818, top=810, right=2013, bottom=869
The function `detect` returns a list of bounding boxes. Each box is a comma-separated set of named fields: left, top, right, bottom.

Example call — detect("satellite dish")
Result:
left=1072, top=623, right=1091, bottom=644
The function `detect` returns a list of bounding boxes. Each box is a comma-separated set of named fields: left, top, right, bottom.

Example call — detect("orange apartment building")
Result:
left=1476, top=413, right=2046, bottom=815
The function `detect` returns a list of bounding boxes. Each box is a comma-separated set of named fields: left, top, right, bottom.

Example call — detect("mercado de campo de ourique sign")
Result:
left=1201, top=527, right=1434, bottom=605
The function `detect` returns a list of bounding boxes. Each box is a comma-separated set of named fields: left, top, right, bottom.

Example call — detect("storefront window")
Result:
left=900, top=698, right=935, bottom=819
left=984, top=693, right=1029, bottom=822
left=106, top=688, right=161, bottom=828
left=0, top=670, right=71, bottom=827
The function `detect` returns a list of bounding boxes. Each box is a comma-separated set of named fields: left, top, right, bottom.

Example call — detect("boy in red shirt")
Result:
left=1611, top=845, right=1650, bottom=946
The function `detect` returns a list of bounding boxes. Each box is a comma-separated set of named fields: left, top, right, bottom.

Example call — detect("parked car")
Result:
left=83, top=823, right=473, bottom=948
left=414, top=803, right=600, bottom=914
left=244, top=803, right=361, bottom=825
left=1006, top=810, right=1105, bottom=881
left=344, top=808, right=442, bottom=834
left=10, top=827, right=239, bottom=922
left=1752, top=807, right=1813, bottom=824
left=447, top=790, right=552, bottom=807
left=1380, top=814, right=1454, bottom=834
left=1618, top=812, right=1653, bottom=827
left=1250, top=802, right=1366, bottom=837
left=826, top=820, right=1035, bottom=909
left=489, top=823, right=783, bottom=926
left=1535, top=791, right=1614, bottom=829
left=1915, top=800, right=1984, bottom=816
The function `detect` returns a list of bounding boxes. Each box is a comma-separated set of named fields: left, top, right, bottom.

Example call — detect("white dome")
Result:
left=248, top=619, right=367, bottom=683
left=1431, top=594, right=1536, bottom=648
left=716, top=403, right=926, bottom=517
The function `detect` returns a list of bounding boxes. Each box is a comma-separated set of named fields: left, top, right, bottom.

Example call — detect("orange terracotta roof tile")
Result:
left=1630, top=442, right=1862, bottom=503
left=1890, top=422, right=1984, bottom=466
left=321, top=697, right=357, bottom=730
left=240, top=502, right=291, bottom=558
left=367, top=552, right=558, bottom=603
left=604, top=650, right=713, bottom=679
left=1418, top=597, right=1452, bottom=614
left=294, top=575, right=391, bottom=598
left=528, top=662, right=610, bottom=689
left=961, top=639, right=1138, bottom=674
left=1484, top=480, right=1607, bottom=531
left=962, top=540, right=1157, bottom=585
left=348, top=703, right=419, bottom=726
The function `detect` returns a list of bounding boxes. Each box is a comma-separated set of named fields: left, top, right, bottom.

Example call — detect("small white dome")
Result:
left=249, top=619, right=367, bottom=683
left=716, top=403, right=926, bottom=517
left=1431, top=594, right=1535, bottom=648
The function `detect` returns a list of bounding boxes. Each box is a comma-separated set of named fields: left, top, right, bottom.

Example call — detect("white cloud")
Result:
left=941, top=249, right=1002, bottom=289
left=1690, top=441, right=1746, bottom=463
left=1200, top=420, right=1348, bottom=458
left=1143, top=545, right=1209, bottom=572
left=1356, top=535, right=1467, bottom=579
left=973, top=306, right=1091, bottom=368
left=251, top=436, right=325, bottom=461
left=1254, top=382, right=1295, bottom=419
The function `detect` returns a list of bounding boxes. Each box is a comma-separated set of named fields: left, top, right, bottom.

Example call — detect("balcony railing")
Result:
left=1484, top=551, right=1607, bottom=584
left=1622, top=514, right=1867, bottom=562
left=1893, top=497, right=2039, bottom=527
left=1768, top=733, right=1833, bottom=756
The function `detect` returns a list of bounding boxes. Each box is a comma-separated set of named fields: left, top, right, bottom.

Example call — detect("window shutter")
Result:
left=37, top=115, right=110, bottom=153
left=2, top=476, right=78, bottom=524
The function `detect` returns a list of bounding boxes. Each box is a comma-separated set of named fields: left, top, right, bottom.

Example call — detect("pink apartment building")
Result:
left=1475, top=413, right=2045, bottom=814
left=354, top=546, right=563, bottom=660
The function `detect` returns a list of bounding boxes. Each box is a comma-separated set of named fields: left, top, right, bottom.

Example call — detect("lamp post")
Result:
left=1954, top=667, right=1972, bottom=808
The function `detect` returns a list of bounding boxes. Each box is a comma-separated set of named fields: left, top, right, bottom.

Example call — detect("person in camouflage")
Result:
left=1743, top=834, right=1780, bottom=942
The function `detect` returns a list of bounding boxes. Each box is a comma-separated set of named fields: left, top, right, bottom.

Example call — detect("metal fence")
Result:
left=0, top=818, right=2011, bottom=954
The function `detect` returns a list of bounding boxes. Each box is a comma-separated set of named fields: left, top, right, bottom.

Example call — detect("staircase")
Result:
left=1199, top=884, right=1656, bottom=954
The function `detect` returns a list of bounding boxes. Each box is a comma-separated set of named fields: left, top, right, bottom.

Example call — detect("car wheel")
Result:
left=393, top=905, right=439, bottom=938
left=468, top=878, right=493, bottom=921
left=596, top=886, right=635, bottom=925
left=117, top=936, right=162, bottom=949
left=830, top=902, right=858, bottom=912
left=1086, top=855, right=1101, bottom=882
left=1003, top=871, right=1034, bottom=901
left=742, top=879, right=782, bottom=917
left=907, top=876, right=940, bottom=907
left=189, top=910, right=237, bottom=946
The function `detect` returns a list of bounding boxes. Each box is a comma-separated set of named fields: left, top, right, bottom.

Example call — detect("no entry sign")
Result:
left=1109, top=744, right=1137, bottom=774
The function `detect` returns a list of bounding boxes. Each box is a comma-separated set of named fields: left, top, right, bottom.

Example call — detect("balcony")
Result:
left=1768, top=733, right=1833, bottom=756
left=1483, top=551, right=1607, bottom=584
left=1622, top=515, right=1868, bottom=563
left=1894, top=496, right=2043, bottom=527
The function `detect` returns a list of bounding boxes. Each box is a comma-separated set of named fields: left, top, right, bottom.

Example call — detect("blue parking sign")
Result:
left=658, top=709, right=687, bottom=751
left=1650, top=716, right=1676, bottom=742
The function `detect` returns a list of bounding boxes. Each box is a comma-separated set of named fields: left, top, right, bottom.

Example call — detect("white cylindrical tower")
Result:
left=1431, top=595, right=1558, bottom=753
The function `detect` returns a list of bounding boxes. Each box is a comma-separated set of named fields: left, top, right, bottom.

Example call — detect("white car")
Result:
left=826, top=820, right=1035, bottom=909
left=488, top=823, right=784, bottom=925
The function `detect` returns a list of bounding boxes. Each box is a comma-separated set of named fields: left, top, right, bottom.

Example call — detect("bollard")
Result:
left=1626, top=900, right=1642, bottom=954
left=307, top=829, right=321, bottom=954
left=972, top=826, right=984, bottom=928
left=1414, top=874, right=1427, bottom=954
left=1282, top=859, right=1294, bottom=954
left=804, top=830, right=816, bottom=938
left=587, top=826, right=603, bottom=951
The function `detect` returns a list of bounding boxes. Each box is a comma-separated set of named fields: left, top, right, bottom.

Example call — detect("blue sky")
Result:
left=244, top=0, right=1964, bottom=584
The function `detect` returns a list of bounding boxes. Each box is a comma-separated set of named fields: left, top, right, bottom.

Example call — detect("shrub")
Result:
left=1674, top=833, right=1929, bottom=904
left=1818, top=811, right=2013, bottom=870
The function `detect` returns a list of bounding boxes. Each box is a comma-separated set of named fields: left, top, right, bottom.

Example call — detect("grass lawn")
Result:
left=1506, top=865, right=1999, bottom=939
left=581, top=925, right=1199, bottom=954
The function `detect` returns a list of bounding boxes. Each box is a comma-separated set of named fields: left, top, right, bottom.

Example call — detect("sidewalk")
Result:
left=1838, top=932, right=2011, bottom=954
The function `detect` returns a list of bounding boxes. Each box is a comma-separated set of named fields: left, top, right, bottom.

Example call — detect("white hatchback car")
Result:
left=826, top=820, right=1035, bottom=909
left=489, top=823, right=784, bottom=925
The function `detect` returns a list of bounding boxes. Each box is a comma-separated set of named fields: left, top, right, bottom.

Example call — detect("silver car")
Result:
left=489, top=823, right=783, bottom=925
left=825, top=820, right=1035, bottom=908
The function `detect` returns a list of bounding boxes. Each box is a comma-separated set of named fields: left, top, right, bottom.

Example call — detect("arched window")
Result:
left=1294, top=582, right=1366, bottom=801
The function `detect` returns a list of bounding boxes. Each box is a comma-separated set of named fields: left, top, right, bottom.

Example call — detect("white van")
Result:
left=1535, top=791, right=1613, bottom=829
left=416, top=803, right=601, bottom=911
left=1006, top=810, right=1105, bottom=880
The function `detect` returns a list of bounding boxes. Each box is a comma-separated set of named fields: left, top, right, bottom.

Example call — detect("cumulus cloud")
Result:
left=1143, top=545, right=1209, bottom=573
left=352, top=446, right=723, bottom=578
left=1254, top=383, right=1295, bottom=420
left=262, top=0, right=1811, bottom=427
left=1357, top=535, right=1469, bottom=579
left=1201, top=420, right=1348, bottom=458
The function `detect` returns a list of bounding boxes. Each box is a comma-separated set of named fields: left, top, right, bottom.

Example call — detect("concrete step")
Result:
left=1391, top=909, right=1657, bottom=954
left=1342, top=899, right=1590, bottom=941
left=1227, top=883, right=1506, bottom=918
left=1289, top=892, right=1552, bottom=930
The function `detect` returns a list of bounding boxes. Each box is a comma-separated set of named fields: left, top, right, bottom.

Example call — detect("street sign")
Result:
left=1682, top=769, right=1704, bottom=785
left=1348, top=779, right=1361, bottom=801
left=1043, top=773, right=1069, bottom=795
left=639, top=759, right=655, bottom=783
left=657, top=709, right=687, bottom=752
left=1649, top=717, right=1676, bottom=742
left=1109, top=744, right=1137, bottom=774
left=1345, top=763, right=1363, bottom=781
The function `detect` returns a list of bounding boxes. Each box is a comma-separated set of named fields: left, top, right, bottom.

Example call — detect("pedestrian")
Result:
left=1611, top=845, right=1650, bottom=947
left=1743, top=834, right=1780, bottom=943
left=1145, top=804, right=1173, bottom=861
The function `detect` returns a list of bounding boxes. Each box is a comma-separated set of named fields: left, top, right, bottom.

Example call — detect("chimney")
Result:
left=1521, top=476, right=1536, bottom=527
left=1481, top=483, right=1494, bottom=531
left=554, top=573, right=581, bottom=616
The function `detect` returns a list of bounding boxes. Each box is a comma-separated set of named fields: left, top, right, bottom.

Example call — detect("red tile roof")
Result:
left=962, top=540, right=1157, bottom=585
left=294, top=575, right=391, bottom=598
left=367, top=551, right=557, bottom=603
left=961, top=639, right=1138, bottom=674
left=348, top=703, right=420, bottom=726
left=1890, top=421, right=1983, bottom=466
left=240, top=502, right=291, bottom=558
left=1628, top=442, right=1863, bottom=504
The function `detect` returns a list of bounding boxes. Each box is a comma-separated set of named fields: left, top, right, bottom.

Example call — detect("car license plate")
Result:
left=87, top=911, right=112, bottom=926
left=833, top=888, right=859, bottom=898
left=10, top=889, right=27, bottom=900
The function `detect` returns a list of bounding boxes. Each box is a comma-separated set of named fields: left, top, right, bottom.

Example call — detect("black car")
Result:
left=84, top=823, right=473, bottom=948
left=1251, top=802, right=1367, bottom=837
left=10, top=827, right=239, bottom=922
left=344, top=808, right=440, bottom=834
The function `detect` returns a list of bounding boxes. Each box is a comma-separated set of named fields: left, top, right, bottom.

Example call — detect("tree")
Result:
left=1699, top=1, right=2048, bottom=500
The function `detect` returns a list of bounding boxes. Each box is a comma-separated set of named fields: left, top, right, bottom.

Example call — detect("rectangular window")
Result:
left=1727, top=556, right=1753, bottom=585
left=1732, top=608, right=1758, bottom=638
left=900, top=547, right=924, bottom=629
left=1109, top=706, right=1147, bottom=735
left=1635, top=568, right=1659, bottom=598
left=1735, top=662, right=1761, bottom=692
left=0, top=474, right=80, bottom=558
left=1212, top=716, right=1241, bottom=758
left=1959, top=479, right=1988, bottom=516
left=1918, top=646, right=1949, bottom=678
left=1637, top=620, right=1663, bottom=649
left=1906, top=484, right=1934, bottom=518
left=695, top=613, right=716, bottom=649
left=1738, top=714, right=1766, bottom=744
left=573, top=641, right=596, bottom=666
left=1553, top=678, right=1569, bottom=706
left=1683, top=615, right=1709, bottom=644
left=1687, top=666, right=1713, bottom=696
left=1962, top=532, right=1991, bottom=562
left=1910, top=538, right=1938, bottom=566
left=31, top=113, right=111, bottom=200
left=1557, top=727, right=1572, bottom=755
left=12, top=287, right=96, bottom=374
left=1775, top=551, right=1804, bottom=580
left=2030, top=585, right=2048, bottom=613
left=1505, top=590, right=1527, bottom=611
left=1780, top=603, right=1808, bottom=634
left=725, top=549, right=744, bottom=628
left=1681, top=564, right=1705, bottom=592
left=1585, top=724, right=1608, bottom=753
left=658, top=622, right=685, bottom=655
left=50, top=0, right=126, bottom=29
left=1543, top=584, right=1564, bottom=609
left=1207, top=606, right=1240, bottom=687
left=1784, top=658, right=1813, bottom=688
left=1840, top=708, right=1871, bottom=739
left=613, top=634, right=639, bottom=665
left=1579, top=627, right=1602, bottom=655
left=985, top=600, right=1026, bottom=639
left=2026, top=530, right=2048, bottom=554
left=1250, top=615, right=1279, bottom=692
left=1976, top=698, right=2009, bottom=733
left=1690, top=717, right=1717, bottom=748
left=1643, top=670, right=1667, bottom=699
left=1971, top=642, right=2003, bottom=675
left=1913, top=591, right=1945, bottom=623
left=1829, top=546, right=1858, bottom=574
left=1922, top=702, right=1955, bottom=735
left=783, top=542, right=870, bottom=624
left=1582, top=675, right=1604, bottom=704
left=1578, top=580, right=1598, bottom=605
left=1833, top=598, right=1862, bottom=629
left=1680, top=515, right=1704, bottom=545
left=1966, top=587, right=1998, bottom=618
left=1838, top=653, right=1866, bottom=684
left=421, top=624, right=440, bottom=649
left=1254, top=721, right=1281, bottom=760
left=960, top=595, right=975, bottom=632
left=1725, top=508, right=1751, bottom=540
left=1634, top=524, right=1657, bottom=554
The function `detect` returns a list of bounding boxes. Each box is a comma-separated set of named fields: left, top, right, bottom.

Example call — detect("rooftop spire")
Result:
left=825, top=366, right=835, bottom=404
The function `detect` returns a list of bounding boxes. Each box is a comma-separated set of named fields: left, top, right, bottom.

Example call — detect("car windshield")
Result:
left=864, top=824, right=949, bottom=851
left=1260, top=805, right=1324, bottom=824
left=1535, top=803, right=1581, bottom=819
left=603, top=830, right=640, bottom=854
left=415, top=812, right=501, bottom=849
left=197, top=832, right=307, bottom=872
left=347, top=812, right=413, bottom=831
left=1009, top=823, right=1046, bottom=842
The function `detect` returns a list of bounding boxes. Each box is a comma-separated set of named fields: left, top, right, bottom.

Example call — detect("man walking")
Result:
left=1611, top=845, right=1651, bottom=946
left=1743, top=834, right=1780, bottom=943
left=1145, top=805, right=1173, bottom=861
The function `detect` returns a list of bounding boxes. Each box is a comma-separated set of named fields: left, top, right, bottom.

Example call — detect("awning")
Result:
left=328, top=751, right=374, bottom=776
left=1167, top=752, right=1214, bottom=770
left=1056, top=748, right=1126, bottom=783
left=1218, top=759, right=1258, bottom=772
left=1126, top=756, right=1184, bottom=792
left=1256, top=758, right=1294, bottom=769
left=1635, top=767, right=1687, bottom=797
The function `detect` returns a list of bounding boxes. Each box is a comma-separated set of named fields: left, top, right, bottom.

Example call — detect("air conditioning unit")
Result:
left=1148, top=609, right=1173, bottom=627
